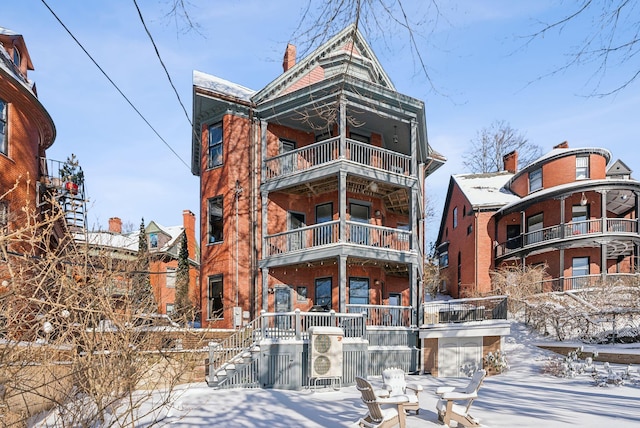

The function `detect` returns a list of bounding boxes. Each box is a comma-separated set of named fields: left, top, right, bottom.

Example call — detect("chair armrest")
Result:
left=378, top=395, right=410, bottom=404
left=441, top=391, right=477, bottom=401
left=435, top=386, right=455, bottom=395
left=375, top=388, right=391, bottom=398
left=406, top=383, right=423, bottom=393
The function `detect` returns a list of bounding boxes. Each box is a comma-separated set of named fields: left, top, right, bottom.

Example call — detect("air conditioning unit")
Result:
left=308, top=326, right=343, bottom=378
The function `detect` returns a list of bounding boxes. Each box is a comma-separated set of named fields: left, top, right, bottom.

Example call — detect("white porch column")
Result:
left=339, top=255, right=347, bottom=313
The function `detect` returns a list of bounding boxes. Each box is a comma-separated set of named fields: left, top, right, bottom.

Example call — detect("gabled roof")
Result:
left=252, top=23, right=394, bottom=104
left=607, top=159, right=632, bottom=177
left=436, top=171, right=517, bottom=246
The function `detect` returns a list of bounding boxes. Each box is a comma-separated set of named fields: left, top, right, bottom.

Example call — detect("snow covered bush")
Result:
left=484, top=350, right=509, bottom=374
left=544, top=347, right=640, bottom=387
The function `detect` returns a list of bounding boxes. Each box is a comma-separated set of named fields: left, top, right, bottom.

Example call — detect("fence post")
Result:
left=330, top=309, right=337, bottom=327
left=260, top=309, right=266, bottom=339
left=295, top=308, right=301, bottom=340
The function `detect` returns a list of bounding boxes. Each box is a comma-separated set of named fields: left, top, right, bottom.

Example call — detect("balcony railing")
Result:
left=422, top=296, right=508, bottom=325
left=264, top=221, right=411, bottom=257
left=496, top=218, right=638, bottom=257
left=263, top=137, right=412, bottom=180
left=346, top=304, right=413, bottom=327
left=540, top=273, right=640, bottom=292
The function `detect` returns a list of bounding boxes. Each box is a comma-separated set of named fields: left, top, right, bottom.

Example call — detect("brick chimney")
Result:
left=182, top=210, right=197, bottom=258
left=108, top=217, right=122, bottom=234
left=282, top=43, right=296, bottom=72
left=503, top=150, right=518, bottom=173
left=554, top=141, right=569, bottom=149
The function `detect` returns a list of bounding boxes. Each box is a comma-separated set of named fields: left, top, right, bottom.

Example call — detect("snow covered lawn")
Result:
left=35, top=321, right=640, bottom=427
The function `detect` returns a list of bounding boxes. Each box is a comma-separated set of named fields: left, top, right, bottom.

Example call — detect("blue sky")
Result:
left=4, top=1, right=640, bottom=242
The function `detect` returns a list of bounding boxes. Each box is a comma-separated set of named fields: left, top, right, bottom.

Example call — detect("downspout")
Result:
left=235, top=180, right=243, bottom=307
left=474, top=209, right=479, bottom=295
left=249, top=107, right=257, bottom=319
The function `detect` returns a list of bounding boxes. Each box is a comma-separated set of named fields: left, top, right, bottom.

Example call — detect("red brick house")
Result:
left=0, top=27, right=65, bottom=257
left=192, top=24, right=445, bottom=329
left=85, top=211, right=200, bottom=317
left=437, top=141, right=640, bottom=297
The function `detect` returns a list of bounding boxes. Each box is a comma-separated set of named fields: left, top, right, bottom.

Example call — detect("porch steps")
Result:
left=207, top=344, right=261, bottom=388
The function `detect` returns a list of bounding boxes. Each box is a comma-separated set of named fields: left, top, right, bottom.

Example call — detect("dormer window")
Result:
left=12, top=47, right=20, bottom=67
left=529, top=167, right=542, bottom=192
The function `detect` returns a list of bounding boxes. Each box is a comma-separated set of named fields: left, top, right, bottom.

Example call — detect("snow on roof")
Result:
left=81, top=231, right=138, bottom=252
left=525, top=147, right=612, bottom=172
left=193, top=70, right=255, bottom=103
left=0, top=27, right=20, bottom=36
left=454, top=171, right=519, bottom=208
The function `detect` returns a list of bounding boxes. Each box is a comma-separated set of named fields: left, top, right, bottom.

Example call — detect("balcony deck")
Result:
left=496, top=218, right=639, bottom=259
left=264, top=137, right=412, bottom=182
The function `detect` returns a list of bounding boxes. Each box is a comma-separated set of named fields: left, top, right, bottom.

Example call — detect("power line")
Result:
left=40, top=0, right=191, bottom=170
left=133, top=0, right=192, bottom=128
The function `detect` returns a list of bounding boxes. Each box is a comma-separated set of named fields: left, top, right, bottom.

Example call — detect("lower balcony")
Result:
left=540, top=273, right=640, bottom=292
left=496, top=218, right=639, bottom=259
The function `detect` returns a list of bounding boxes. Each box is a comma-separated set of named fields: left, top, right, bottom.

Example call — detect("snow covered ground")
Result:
left=34, top=321, right=640, bottom=427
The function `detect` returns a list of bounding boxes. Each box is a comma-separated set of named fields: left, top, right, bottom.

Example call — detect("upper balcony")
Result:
left=265, top=136, right=412, bottom=180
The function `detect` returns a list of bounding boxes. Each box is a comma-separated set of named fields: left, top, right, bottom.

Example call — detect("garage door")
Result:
left=438, top=336, right=482, bottom=377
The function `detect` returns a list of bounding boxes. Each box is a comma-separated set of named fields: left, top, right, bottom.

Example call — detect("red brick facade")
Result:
left=0, top=30, right=56, bottom=262
left=438, top=143, right=640, bottom=297
left=194, top=25, right=443, bottom=328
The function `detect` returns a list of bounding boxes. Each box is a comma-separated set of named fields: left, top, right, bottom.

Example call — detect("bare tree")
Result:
left=462, top=120, right=542, bottom=173
left=526, top=0, right=640, bottom=96
left=0, top=184, right=203, bottom=426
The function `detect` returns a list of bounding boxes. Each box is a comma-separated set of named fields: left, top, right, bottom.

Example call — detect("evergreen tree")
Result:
left=133, top=218, right=154, bottom=312
left=174, top=230, right=193, bottom=323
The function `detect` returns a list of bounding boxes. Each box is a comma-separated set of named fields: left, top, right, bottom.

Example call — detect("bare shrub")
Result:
left=0, top=188, right=202, bottom=427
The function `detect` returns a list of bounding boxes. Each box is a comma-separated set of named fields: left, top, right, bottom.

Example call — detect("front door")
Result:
left=275, top=287, right=292, bottom=330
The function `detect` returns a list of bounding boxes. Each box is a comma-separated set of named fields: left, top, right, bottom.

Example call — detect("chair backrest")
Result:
left=462, top=369, right=486, bottom=395
left=381, top=367, right=406, bottom=396
left=355, top=376, right=385, bottom=423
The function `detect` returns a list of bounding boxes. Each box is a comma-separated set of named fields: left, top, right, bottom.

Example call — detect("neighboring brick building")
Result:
left=192, top=25, right=445, bottom=328
left=437, top=141, right=640, bottom=297
left=85, top=210, right=200, bottom=317
left=0, top=27, right=57, bottom=247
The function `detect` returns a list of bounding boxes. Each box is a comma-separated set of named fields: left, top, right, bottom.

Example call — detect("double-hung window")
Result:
left=207, top=122, right=223, bottom=168
left=529, top=168, right=542, bottom=192
left=349, top=277, right=369, bottom=305
left=208, top=275, right=224, bottom=319
left=166, top=267, right=176, bottom=288
left=576, top=156, right=589, bottom=179
left=0, top=99, right=7, bottom=155
left=208, top=196, right=223, bottom=244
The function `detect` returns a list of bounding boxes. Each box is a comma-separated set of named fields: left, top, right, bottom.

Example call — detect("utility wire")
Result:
left=40, top=0, right=191, bottom=170
left=133, top=0, right=192, bottom=128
